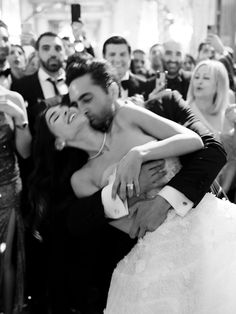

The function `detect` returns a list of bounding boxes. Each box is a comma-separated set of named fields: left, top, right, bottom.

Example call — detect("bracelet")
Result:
left=15, top=121, right=28, bottom=130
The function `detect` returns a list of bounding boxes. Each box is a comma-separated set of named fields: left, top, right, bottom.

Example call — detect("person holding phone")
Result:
left=145, top=40, right=191, bottom=100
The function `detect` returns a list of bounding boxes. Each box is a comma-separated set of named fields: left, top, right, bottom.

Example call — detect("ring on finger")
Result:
left=126, top=183, right=134, bottom=190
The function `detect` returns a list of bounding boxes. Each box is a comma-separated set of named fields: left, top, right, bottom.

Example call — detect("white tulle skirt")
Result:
left=104, top=193, right=236, bottom=314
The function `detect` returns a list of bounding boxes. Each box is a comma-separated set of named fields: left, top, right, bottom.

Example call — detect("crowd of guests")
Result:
left=0, top=15, right=236, bottom=314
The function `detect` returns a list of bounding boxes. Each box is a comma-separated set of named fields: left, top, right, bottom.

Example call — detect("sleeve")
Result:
left=145, top=91, right=227, bottom=206
left=101, top=184, right=129, bottom=219
left=158, top=185, right=193, bottom=217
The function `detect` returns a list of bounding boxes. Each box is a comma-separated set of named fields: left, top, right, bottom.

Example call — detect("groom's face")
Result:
left=69, top=73, right=115, bottom=130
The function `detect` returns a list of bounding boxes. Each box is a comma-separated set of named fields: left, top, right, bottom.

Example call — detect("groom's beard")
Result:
left=89, top=116, right=114, bottom=132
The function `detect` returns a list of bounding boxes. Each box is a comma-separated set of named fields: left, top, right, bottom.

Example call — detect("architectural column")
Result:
left=1, top=0, right=21, bottom=43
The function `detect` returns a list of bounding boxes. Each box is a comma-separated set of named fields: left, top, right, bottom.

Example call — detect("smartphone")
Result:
left=71, top=4, right=81, bottom=23
left=156, top=71, right=167, bottom=91
left=207, top=25, right=216, bottom=35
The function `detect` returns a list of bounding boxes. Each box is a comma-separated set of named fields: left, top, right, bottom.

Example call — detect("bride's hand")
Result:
left=112, top=148, right=143, bottom=201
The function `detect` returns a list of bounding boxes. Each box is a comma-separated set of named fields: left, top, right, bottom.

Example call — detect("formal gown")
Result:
left=0, top=112, right=25, bottom=312
left=104, top=158, right=236, bottom=314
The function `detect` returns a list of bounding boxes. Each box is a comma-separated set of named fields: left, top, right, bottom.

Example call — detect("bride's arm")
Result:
left=112, top=103, right=203, bottom=199
left=123, top=102, right=204, bottom=159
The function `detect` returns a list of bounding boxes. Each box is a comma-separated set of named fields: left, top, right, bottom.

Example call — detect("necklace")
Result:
left=89, top=132, right=107, bottom=160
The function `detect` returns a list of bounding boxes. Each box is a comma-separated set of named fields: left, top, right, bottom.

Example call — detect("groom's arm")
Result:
left=128, top=91, right=227, bottom=238
left=65, top=161, right=165, bottom=237
left=145, top=90, right=227, bottom=207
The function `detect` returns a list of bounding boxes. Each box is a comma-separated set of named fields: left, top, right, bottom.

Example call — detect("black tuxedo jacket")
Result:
left=11, top=71, right=46, bottom=133
left=122, top=73, right=147, bottom=97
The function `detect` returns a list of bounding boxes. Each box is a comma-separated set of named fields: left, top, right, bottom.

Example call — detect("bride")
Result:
left=31, top=86, right=236, bottom=314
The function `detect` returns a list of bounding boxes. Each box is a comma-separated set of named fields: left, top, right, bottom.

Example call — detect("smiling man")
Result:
left=102, top=36, right=146, bottom=99
left=145, top=40, right=192, bottom=100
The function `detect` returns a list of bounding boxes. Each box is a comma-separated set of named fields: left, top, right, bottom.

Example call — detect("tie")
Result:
left=0, top=68, right=11, bottom=77
left=47, top=77, right=63, bottom=96
left=121, top=80, right=129, bottom=90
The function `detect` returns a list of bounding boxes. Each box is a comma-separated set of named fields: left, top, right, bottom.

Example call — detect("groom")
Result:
left=50, top=59, right=226, bottom=314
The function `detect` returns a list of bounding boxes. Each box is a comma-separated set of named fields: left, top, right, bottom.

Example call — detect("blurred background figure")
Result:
left=206, top=33, right=236, bottom=96
left=187, top=59, right=230, bottom=137
left=24, top=51, right=39, bottom=76
left=183, top=53, right=196, bottom=72
left=148, top=43, right=164, bottom=75
left=197, top=42, right=215, bottom=63
left=130, top=49, right=151, bottom=80
left=7, top=44, right=27, bottom=83
left=146, top=40, right=191, bottom=100
left=71, top=18, right=95, bottom=57
left=62, top=36, right=75, bottom=60
left=187, top=59, right=236, bottom=200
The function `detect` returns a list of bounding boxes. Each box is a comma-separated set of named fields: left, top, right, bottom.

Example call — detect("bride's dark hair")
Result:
left=28, top=99, right=88, bottom=232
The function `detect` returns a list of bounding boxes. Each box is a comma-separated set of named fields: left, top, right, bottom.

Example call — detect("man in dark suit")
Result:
left=49, top=59, right=226, bottom=313
left=145, top=40, right=192, bottom=100
left=102, top=36, right=146, bottom=99
left=12, top=31, right=68, bottom=134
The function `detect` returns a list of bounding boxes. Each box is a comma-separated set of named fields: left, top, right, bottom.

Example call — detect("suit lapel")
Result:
left=33, top=72, right=44, bottom=100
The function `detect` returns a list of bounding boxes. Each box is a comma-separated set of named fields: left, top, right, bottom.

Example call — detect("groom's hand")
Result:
left=127, top=159, right=166, bottom=207
left=129, top=195, right=171, bottom=239
left=139, top=160, right=166, bottom=193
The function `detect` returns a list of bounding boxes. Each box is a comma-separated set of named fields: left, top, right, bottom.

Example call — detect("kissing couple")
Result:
left=30, top=59, right=236, bottom=314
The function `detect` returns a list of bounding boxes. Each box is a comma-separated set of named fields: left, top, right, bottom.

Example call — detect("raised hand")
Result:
left=206, top=33, right=224, bottom=54
left=148, top=88, right=172, bottom=101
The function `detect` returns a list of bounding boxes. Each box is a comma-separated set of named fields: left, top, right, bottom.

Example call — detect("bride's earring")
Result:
left=55, top=138, right=66, bottom=151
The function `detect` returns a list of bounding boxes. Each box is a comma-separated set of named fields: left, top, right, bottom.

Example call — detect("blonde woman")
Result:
left=187, top=59, right=236, bottom=196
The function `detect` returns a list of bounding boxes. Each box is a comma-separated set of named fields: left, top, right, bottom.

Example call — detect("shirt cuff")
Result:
left=158, top=185, right=193, bottom=217
left=101, top=184, right=129, bottom=219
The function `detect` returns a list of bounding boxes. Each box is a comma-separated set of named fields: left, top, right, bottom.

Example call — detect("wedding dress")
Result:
left=104, top=158, right=236, bottom=314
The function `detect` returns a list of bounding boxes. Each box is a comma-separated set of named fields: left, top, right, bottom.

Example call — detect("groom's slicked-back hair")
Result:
left=66, top=59, right=120, bottom=93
